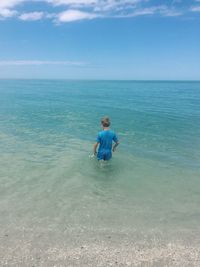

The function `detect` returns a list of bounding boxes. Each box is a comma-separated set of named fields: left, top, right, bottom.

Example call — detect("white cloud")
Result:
left=116, top=8, right=155, bottom=18
left=19, top=12, right=45, bottom=21
left=190, top=6, right=200, bottom=12
left=93, top=0, right=140, bottom=12
left=48, top=0, right=141, bottom=12
left=57, top=9, right=99, bottom=22
left=0, top=60, right=86, bottom=66
left=160, top=7, right=182, bottom=17
left=116, top=5, right=182, bottom=18
left=131, top=7, right=160, bottom=17
left=0, top=0, right=24, bottom=9
left=0, top=8, right=17, bottom=18
left=47, top=0, right=97, bottom=6
left=0, top=0, right=198, bottom=22
left=0, top=0, right=24, bottom=18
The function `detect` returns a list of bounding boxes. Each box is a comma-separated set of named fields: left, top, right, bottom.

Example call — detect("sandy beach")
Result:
left=1, top=225, right=200, bottom=266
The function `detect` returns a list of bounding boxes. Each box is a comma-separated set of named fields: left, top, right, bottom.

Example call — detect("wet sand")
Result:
left=1, top=226, right=200, bottom=267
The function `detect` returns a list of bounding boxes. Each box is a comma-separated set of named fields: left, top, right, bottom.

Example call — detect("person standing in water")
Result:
left=93, top=117, right=119, bottom=161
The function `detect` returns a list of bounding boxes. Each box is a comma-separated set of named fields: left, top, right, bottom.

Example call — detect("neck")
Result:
left=103, top=127, right=109, bottom=130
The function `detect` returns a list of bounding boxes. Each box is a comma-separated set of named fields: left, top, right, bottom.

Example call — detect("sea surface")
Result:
left=0, top=80, right=200, bottom=266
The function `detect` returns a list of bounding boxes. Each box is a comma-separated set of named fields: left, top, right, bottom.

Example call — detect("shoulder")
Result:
left=98, top=131, right=104, bottom=136
left=109, top=130, right=116, bottom=136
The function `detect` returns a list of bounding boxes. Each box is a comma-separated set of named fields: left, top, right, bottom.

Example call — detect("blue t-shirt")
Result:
left=96, top=130, right=118, bottom=153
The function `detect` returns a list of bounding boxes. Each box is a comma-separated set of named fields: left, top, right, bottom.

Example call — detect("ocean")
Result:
left=0, top=80, right=200, bottom=266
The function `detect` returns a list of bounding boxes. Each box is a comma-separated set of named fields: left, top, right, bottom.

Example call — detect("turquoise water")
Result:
left=0, top=80, right=200, bottom=264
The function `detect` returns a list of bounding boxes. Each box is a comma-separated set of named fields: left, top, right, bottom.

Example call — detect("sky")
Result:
left=0, top=0, right=200, bottom=80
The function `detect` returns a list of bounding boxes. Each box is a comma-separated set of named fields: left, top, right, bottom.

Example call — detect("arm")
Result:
left=93, top=142, right=99, bottom=155
left=112, top=141, right=119, bottom=152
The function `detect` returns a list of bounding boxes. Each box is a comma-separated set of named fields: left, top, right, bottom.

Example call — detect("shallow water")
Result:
left=0, top=80, right=200, bottom=265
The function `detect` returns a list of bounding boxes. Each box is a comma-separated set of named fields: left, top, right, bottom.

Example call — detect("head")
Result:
left=101, top=116, right=111, bottom=128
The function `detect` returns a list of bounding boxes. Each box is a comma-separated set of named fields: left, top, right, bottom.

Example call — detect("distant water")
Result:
left=0, top=80, right=200, bottom=265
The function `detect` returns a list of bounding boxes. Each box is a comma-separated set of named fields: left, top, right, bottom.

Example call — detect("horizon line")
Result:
left=0, top=78, right=200, bottom=82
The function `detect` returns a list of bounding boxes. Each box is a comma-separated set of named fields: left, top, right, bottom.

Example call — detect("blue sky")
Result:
left=0, top=0, right=200, bottom=80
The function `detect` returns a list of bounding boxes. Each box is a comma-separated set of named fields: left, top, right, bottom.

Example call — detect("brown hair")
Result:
left=101, top=116, right=110, bottom=127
